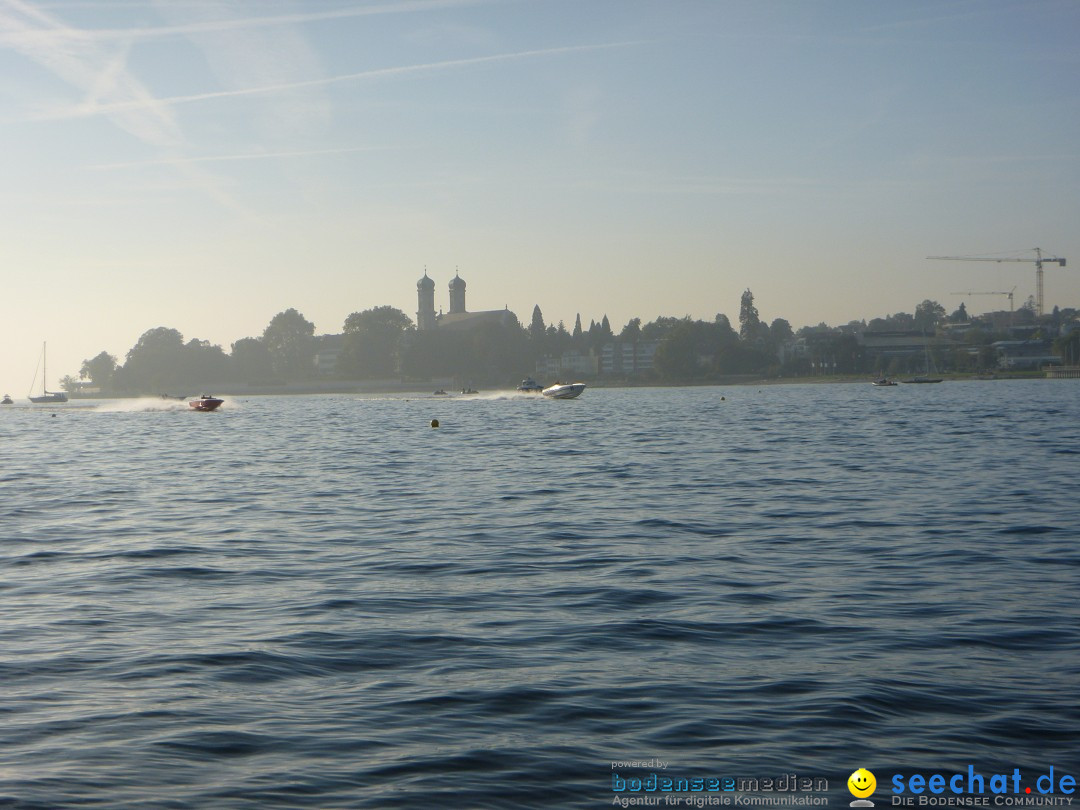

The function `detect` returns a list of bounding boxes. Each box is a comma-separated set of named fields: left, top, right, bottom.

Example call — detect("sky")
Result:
left=1, top=0, right=1078, bottom=393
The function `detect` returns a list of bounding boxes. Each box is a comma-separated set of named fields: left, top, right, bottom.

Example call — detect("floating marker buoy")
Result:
left=430, top=419, right=439, bottom=428
left=721, top=396, right=725, bottom=401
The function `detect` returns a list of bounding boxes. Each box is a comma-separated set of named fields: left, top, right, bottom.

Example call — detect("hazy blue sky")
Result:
left=2, top=0, right=1078, bottom=393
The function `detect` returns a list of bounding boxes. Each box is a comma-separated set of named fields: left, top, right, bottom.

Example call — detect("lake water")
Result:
left=1, top=382, right=1078, bottom=809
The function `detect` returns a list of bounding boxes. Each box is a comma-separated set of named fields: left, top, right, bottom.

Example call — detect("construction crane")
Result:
left=928, top=248, right=1066, bottom=317
left=949, top=288, right=1017, bottom=313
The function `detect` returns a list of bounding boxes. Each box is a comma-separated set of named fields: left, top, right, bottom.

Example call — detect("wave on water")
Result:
left=367, top=390, right=555, bottom=403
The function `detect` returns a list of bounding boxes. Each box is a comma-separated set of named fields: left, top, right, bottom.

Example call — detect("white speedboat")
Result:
left=516, top=377, right=543, bottom=393
left=542, top=382, right=586, bottom=399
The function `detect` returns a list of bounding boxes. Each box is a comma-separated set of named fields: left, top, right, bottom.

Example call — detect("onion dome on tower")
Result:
left=416, top=268, right=437, bottom=331
left=448, top=269, right=466, bottom=314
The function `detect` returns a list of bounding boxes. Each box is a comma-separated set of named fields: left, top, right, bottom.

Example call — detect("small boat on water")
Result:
left=902, top=336, right=943, bottom=383
left=516, top=377, right=543, bottom=393
left=871, top=378, right=897, bottom=387
left=433, top=389, right=448, bottom=396
left=542, top=382, right=586, bottom=399
left=27, top=342, right=68, bottom=403
left=189, top=395, right=224, bottom=411
left=1, top=394, right=13, bottom=405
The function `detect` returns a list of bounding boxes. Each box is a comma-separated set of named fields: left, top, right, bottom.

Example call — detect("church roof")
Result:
left=417, top=270, right=435, bottom=290
left=448, top=272, right=466, bottom=290
left=436, top=310, right=515, bottom=331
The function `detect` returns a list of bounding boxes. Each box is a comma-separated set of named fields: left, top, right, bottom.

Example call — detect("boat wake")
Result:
left=93, top=397, right=236, bottom=413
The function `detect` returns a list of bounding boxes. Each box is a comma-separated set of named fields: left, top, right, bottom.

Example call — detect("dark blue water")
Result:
left=2, top=382, right=1078, bottom=808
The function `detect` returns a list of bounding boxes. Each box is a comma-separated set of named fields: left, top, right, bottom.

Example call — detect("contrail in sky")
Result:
left=31, top=41, right=645, bottom=121
left=0, top=0, right=509, bottom=45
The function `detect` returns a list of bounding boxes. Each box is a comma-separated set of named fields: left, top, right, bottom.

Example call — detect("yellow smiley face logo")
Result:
left=848, top=768, right=876, bottom=798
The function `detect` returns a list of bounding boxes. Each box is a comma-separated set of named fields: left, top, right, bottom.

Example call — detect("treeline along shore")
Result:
left=66, top=292, right=1080, bottom=397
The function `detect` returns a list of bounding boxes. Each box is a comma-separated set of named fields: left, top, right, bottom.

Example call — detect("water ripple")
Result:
left=1, top=382, right=1079, bottom=807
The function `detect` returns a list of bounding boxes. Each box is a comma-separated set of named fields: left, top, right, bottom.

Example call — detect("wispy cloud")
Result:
left=29, top=40, right=643, bottom=122
left=0, top=0, right=181, bottom=146
left=153, top=0, right=333, bottom=143
left=2, top=0, right=641, bottom=214
left=0, top=0, right=257, bottom=211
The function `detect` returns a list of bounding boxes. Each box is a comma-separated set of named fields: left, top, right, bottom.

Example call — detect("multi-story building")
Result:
left=599, top=341, right=659, bottom=375
left=992, top=340, right=1062, bottom=369
left=313, top=334, right=344, bottom=375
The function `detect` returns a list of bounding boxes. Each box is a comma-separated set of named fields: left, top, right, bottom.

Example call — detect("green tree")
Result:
left=655, top=319, right=740, bottom=380
left=914, top=300, right=946, bottom=333
left=548, top=320, right=572, bottom=355
left=888, top=312, right=915, bottom=330
left=739, top=289, right=762, bottom=341
left=231, top=337, right=274, bottom=381
left=338, top=306, right=414, bottom=378
left=712, top=313, right=738, bottom=345
left=401, top=330, right=448, bottom=380
left=654, top=320, right=702, bottom=380
left=466, top=319, right=528, bottom=383
left=80, top=351, right=118, bottom=390
left=262, top=308, right=315, bottom=379
left=527, top=305, right=546, bottom=362
left=119, top=327, right=186, bottom=392
left=715, top=342, right=770, bottom=375
left=641, top=316, right=686, bottom=341
left=620, top=317, right=642, bottom=374
left=179, top=338, right=230, bottom=387
left=600, top=315, right=612, bottom=339
left=769, top=318, right=793, bottom=344
left=529, top=305, right=546, bottom=342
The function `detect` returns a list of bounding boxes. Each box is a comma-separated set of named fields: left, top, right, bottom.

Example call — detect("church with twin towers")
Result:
left=416, top=269, right=518, bottom=332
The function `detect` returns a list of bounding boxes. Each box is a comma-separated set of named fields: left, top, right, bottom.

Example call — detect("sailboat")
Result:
left=902, top=334, right=943, bottom=384
left=28, top=342, right=68, bottom=403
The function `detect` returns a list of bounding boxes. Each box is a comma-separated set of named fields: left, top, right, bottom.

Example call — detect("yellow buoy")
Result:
left=430, top=419, right=439, bottom=428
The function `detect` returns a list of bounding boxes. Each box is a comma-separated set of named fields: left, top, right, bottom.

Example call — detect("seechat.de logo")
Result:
left=848, top=768, right=877, bottom=807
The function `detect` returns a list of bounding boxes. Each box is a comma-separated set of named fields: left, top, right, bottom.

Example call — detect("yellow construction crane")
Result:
left=928, top=248, right=1066, bottom=317
left=949, top=288, right=1017, bottom=313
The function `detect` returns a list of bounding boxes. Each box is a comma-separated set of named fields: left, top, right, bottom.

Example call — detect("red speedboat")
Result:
left=189, top=395, right=224, bottom=411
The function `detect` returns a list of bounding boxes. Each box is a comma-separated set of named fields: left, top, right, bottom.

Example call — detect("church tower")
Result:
left=417, top=269, right=436, bottom=331
left=448, top=270, right=466, bottom=315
